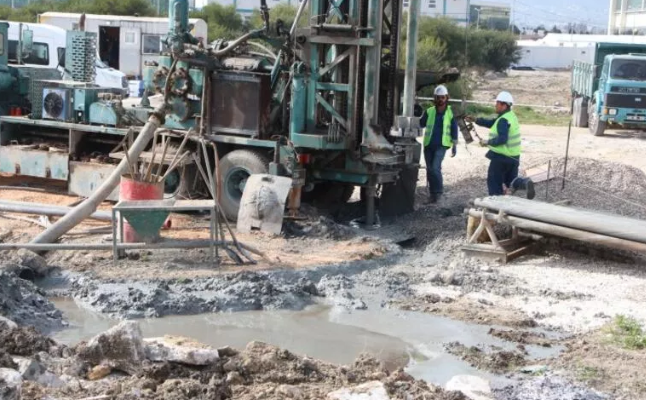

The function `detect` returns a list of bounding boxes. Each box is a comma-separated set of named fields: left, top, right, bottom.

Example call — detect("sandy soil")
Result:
left=471, top=69, right=572, bottom=108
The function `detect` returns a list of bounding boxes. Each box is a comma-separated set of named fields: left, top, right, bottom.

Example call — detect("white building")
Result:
left=516, top=33, right=646, bottom=69
left=608, top=0, right=646, bottom=34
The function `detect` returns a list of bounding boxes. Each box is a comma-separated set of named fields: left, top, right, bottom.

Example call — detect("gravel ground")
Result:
left=3, top=123, right=646, bottom=399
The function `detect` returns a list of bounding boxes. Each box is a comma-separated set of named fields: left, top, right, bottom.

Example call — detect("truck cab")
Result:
left=572, top=43, right=646, bottom=136
left=5, top=21, right=128, bottom=95
left=595, top=54, right=646, bottom=128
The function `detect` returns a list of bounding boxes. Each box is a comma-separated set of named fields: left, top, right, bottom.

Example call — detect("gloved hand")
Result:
left=464, top=115, right=475, bottom=123
left=451, top=144, right=457, bottom=157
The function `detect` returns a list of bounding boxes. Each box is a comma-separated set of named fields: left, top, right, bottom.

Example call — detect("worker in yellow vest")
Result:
left=470, top=91, right=535, bottom=199
left=420, top=85, right=458, bottom=204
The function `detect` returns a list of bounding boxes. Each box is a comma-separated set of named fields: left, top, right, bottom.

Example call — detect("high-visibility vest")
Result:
left=488, top=111, right=521, bottom=157
left=423, top=106, right=454, bottom=148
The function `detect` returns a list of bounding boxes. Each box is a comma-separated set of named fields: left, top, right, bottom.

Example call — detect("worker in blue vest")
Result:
left=469, top=91, right=535, bottom=199
left=420, top=85, right=458, bottom=204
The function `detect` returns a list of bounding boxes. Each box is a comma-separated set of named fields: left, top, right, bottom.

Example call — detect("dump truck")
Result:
left=572, top=42, right=646, bottom=136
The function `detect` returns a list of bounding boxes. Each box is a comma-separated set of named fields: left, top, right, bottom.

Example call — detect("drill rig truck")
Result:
left=0, top=0, right=458, bottom=225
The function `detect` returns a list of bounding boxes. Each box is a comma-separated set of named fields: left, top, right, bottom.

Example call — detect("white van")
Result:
left=5, top=22, right=128, bottom=95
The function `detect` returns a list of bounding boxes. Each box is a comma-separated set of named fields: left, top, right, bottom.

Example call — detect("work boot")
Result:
left=526, top=179, right=536, bottom=200
left=427, top=193, right=437, bottom=204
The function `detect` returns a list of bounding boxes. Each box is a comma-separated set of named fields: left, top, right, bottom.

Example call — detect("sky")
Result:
left=511, top=0, right=610, bottom=30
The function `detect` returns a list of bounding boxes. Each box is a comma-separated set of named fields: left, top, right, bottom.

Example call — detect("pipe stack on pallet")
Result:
left=470, top=196, right=646, bottom=253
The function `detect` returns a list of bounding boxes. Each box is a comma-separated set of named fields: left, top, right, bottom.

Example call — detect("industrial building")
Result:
left=608, top=0, right=646, bottom=34
left=399, top=0, right=511, bottom=27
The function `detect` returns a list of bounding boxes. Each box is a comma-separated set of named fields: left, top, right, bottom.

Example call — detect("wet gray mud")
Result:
left=51, top=297, right=559, bottom=388
left=42, top=245, right=408, bottom=319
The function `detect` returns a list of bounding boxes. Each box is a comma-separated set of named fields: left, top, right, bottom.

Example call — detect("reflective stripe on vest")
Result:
left=423, top=106, right=454, bottom=148
left=488, top=111, right=521, bottom=157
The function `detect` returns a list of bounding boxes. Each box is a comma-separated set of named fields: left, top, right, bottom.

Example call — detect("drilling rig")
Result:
left=0, top=0, right=458, bottom=225
left=139, top=0, right=457, bottom=223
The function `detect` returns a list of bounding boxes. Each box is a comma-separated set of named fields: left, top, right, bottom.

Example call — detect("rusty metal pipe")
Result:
left=30, top=105, right=166, bottom=245
left=0, top=200, right=111, bottom=221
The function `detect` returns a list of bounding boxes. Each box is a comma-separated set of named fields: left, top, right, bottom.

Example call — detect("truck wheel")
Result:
left=219, top=149, right=270, bottom=221
left=588, top=102, right=606, bottom=136
left=572, top=97, right=588, bottom=128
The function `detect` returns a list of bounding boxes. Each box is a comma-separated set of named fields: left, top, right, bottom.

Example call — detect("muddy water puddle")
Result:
left=51, top=298, right=559, bottom=386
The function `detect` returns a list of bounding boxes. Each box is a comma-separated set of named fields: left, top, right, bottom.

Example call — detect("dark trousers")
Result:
left=487, top=158, right=519, bottom=196
left=424, top=145, right=447, bottom=195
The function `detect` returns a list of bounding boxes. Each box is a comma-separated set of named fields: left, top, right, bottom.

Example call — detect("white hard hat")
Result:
left=434, top=85, right=449, bottom=96
left=496, top=91, right=514, bottom=105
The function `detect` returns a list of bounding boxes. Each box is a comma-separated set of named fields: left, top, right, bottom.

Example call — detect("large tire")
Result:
left=572, top=97, right=588, bottom=128
left=588, top=101, right=606, bottom=137
left=219, top=149, right=270, bottom=221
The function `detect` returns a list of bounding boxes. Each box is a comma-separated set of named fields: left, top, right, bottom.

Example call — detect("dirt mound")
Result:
left=395, top=296, right=538, bottom=329
left=530, top=157, right=646, bottom=220
left=0, top=270, right=64, bottom=332
left=0, top=324, right=58, bottom=357
left=69, top=271, right=321, bottom=319
left=445, top=342, right=526, bottom=373
left=36, top=341, right=465, bottom=400
left=489, top=328, right=553, bottom=347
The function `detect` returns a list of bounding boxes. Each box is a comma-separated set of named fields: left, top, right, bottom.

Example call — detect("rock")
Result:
left=12, top=357, right=63, bottom=388
left=217, top=346, right=239, bottom=358
left=0, top=228, right=11, bottom=242
left=76, top=321, right=145, bottom=374
left=277, top=384, right=304, bottom=399
left=144, top=335, right=219, bottom=366
left=0, top=368, right=23, bottom=400
left=327, top=381, right=391, bottom=400
left=88, top=364, right=112, bottom=380
left=0, top=316, right=17, bottom=330
left=12, top=249, right=48, bottom=277
left=520, top=364, right=548, bottom=374
left=226, top=371, right=244, bottom=385
left=446, top=375, right=493, bottom=400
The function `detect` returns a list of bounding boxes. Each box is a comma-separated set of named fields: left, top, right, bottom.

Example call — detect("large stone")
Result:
left=12, top=249, right=48, bottom=277
left=76, top=321, right=145, bottom=374
left=144, top=335, right=220, bottom=366
left=0, top=316, right=17, bottom=330
left=327, top=381, right=391, bottom=400
left=12, top=357, right=64, bottom=388
left=88, top=365, right=112, bottom=381
left=0, top=368, right=22, bottom=400
left=446, top=375, right=493, bottom=400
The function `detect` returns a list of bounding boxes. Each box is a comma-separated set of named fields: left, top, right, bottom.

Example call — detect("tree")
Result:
left=249, top=3, right=309, bottom=31
left=191, top=3, right=244, bottom=40
left=0, top=0, right=155, bottom=22
left=550, top=25, right=562, bottom=34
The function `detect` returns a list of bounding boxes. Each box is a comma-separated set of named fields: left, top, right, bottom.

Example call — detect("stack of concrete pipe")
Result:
left=470, top=196, right=646, bottom=253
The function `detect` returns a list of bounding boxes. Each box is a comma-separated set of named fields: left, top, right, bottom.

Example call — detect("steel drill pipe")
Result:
left=30, top=105, right=166, bottom=245
left=473, top=196, right=646, bottom=245
left=467, top=209, right=646, bottom=254
left=0, top=200, right=111, bottom=221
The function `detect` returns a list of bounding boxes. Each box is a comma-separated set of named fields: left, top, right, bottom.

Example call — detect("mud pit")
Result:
left=4, top=124, right=646, bottom=399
